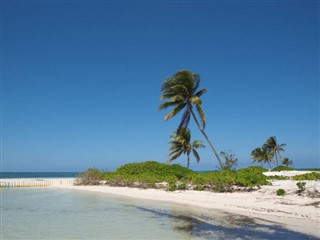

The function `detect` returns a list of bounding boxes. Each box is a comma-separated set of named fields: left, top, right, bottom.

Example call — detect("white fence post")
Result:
left=0, top=178, right=75, bottom=188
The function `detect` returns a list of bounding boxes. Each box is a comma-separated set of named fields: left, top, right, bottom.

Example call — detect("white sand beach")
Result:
left=56, top=179, right=320, bottom=238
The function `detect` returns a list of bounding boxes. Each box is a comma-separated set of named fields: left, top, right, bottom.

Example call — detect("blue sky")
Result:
left=2, top=1, right=319, bottom=171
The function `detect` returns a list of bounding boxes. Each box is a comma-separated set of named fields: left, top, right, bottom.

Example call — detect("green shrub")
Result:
left=272, top=166, right=294, bottom=171
left=115, top=161, right=171, bottom=175
left=276, top=189, right=286, bottom=196
left=212, top=183, right=233, bottom=192
left=267, top=175, right=289, bottom=180
left=195, top=184, right=205, bottom=191
left=190, top=173, right=210, bottom=185
left=296, top=182, right=306, bottom=191
left=189, top=169, right=268, bottom=190
left=76, top=168, right=104, bottom=185
left=246, top=166, right=268, bottom=173
left=211, top=170, right=237, bottom=188
left=114, top=161, right=193, bottom=180
left=103, top=161, right=194, bottom=188
left=104, top=172, right=177, bottom=187
left=176, top=183, right=187, bottom=190
left=293, top=172, right=320, bottom=180
left=82, top=163, right=271, bottom=190
left=170, top=164, right=194, bottom=179
left=168, top=184, right=176, bottom=191
left=236, top=168, right=270, bottom=187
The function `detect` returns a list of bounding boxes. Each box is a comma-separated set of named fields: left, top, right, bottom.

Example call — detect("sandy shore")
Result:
left=57, top=180, right=320, bottom=238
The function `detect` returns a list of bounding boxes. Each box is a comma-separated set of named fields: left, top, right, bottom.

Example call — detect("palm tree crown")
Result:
left=159, top=70, right=207, bottom=131
left=168, top=128, right=205, bottom=169
left=263, top=136, right=286, bottom=166
left=159, top=70, right=224, bottom=169
left=282, top=158, right=293, bottom=167
left=251, top=146, right=274, bottom=169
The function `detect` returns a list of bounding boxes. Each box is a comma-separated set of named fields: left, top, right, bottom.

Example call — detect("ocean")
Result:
left=1, top=188, right=318, bottom=239
left=0, top=172, right=80, bottom=179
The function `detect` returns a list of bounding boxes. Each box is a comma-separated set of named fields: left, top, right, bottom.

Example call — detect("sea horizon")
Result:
left=0, top=172, right=80, bottom=179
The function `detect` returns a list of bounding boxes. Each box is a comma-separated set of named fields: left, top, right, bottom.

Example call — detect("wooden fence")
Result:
left=0, top=178, right=76, bottom=188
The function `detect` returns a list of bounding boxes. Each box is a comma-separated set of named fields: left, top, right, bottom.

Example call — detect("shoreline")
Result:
left=56, top=181, right=320, bottom=238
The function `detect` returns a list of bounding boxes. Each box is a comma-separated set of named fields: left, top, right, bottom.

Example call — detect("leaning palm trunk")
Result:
left=187, top=154, right=190, bottom=169
left=190, top=109, right=224, bottom=170
left=275, top=152, right=279, bottom=166
left=267, top=160, right=272, bottom=170
left=278, top=153, right=283, bottom=165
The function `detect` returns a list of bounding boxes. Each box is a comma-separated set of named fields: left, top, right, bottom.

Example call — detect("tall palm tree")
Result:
left=159, top=70, right=224, bottom=169
left=251, top=146, right=274, bottom=169
left=168, top=128, right=205, bottom=169
left=264, top=136, right=286, bottom=167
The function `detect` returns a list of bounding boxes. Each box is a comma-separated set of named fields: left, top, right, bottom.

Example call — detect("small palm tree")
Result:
left=282, top=158, right=293, bottom=167
left=160, top=70, right=224, bottom=169
left=168, top=128, right=205, bottom=169
left=264, top=136, right=286, bottom=166
left=251, top=146, right=274, bottom=169
left=251, top=147, right=264, bottom=167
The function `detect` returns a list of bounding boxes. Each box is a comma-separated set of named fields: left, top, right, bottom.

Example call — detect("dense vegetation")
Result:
left=76, top=161, right=271, bottom=191
left=75, top=168, right=105, bottom=185
left=292, top=172, right=320, bottom=180
left=272, top=166, right=294, bottom=171
left=267, top=172, right=320, bottom=180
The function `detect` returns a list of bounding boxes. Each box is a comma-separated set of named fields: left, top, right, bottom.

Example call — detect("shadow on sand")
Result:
left=135, top=206, right=319, bottom=240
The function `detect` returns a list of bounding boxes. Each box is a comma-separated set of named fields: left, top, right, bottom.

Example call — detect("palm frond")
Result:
left=171, top=84, right=190, bottom=96
left=194, top=103, right=206, bottom=129
left=168, top=149, right=184, bottom=163
left=169, top=147, right=183, bottom=155
left=170, top=95, right=185, bottom=102
left=176, top=128, right=191, bottom=142
left=160, top=92, right=183, bottom=101
left=169, top=142, right=182, bottom=151
left=193, top=73, right=200, bottom=91
left=192, top=149, right=200, bottom=163
left=251, top=148, right=263, bottom=162
left=164, top=103, right=186, bottom=121
left=167, top=127, right=204, bottom=166
left=192, top=140, right=205, bottom=149
left=190, top=96, right=202, bottom=105
left=158, top=101, right=180, bottom=111
left=161, top=77, right=178, bottom=92
left=195, top=88, right=207, bottom=98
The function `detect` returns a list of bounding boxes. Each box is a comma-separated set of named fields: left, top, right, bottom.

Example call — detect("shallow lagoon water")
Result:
left=1, top=188, right=318, bottom=239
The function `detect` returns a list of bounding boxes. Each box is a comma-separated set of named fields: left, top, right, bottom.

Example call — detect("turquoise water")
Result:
left=1, top=188, right=318, bottom=240
left=0, top=172, right=79, bottom=178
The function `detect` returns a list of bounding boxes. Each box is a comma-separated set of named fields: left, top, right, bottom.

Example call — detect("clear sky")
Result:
left=2, top=0, right=319, bottom=172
